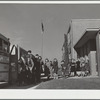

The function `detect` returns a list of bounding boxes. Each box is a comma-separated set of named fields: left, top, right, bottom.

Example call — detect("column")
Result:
left=96, top=32, right=100, bottom=77
left=89, top=51, right=97, bottom=76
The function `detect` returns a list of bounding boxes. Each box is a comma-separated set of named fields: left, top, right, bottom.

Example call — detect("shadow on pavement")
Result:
left=3, top=78, right=53, bottom=89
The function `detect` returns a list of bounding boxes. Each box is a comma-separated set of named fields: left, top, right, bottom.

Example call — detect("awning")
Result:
left=74, top=28, right=99, bottom=49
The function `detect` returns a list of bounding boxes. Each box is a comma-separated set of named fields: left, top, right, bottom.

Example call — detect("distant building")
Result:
left=63, top=19, right=100, bottom=76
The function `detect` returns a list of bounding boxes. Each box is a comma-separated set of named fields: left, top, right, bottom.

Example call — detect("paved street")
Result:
left=4, top=76, right=100, bottom=89
left=28, top=76, right=100, bottom=89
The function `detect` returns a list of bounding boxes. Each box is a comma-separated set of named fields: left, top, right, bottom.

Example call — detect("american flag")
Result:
left=41, top=22, right=44, bottom=32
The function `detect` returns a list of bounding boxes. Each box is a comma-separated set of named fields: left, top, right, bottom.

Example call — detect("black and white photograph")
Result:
left=0, top=3, right=100, bottom=92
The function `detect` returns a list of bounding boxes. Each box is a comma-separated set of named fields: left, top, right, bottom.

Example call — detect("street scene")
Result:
left=0, top=4, right=100, bottom=89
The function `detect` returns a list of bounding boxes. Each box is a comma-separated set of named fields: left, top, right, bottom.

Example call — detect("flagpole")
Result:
left=41, top=21, right=44, bottom=59
left=41, top=30, right=43, bottom=59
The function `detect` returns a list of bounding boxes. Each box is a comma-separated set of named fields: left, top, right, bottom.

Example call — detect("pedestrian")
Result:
left=30, top=55, right=36, bottom=84
left=80, top=57, right=85, bottom=77
left=27, top=50, right=34, bottom=73
left=38, top=56, right=44, bottom=81
left=32, top=54, right=38, bottom=84
left=84, top=55, right=90, bottom=76
left=26, top=50, right=34, bottom=84
left=50, top=61, right=53, bottom=78
left=76, top=58, right=80, bottom=76
left=18, top=54, right=27, bottom=86
left=67, top=63, right=71, bottom=77
left=61, top=60, right=66, bottom=77
left=34, top=54, right=41, bottom=83
left=53, top=58, right=58, bottom=79
left=38, top=56, right=44, bottom=74
left=76, top=58, right=80, bottom=71
left=44, top=58, right=50, bottom=80
left=71, top=59, right=77, bottom=76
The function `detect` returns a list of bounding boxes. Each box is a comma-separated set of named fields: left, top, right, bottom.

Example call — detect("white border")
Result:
left=0, top=2, right=100, bottom=99
left=0, top=90, right=100, bottom=99
left=0, top=1, right=100, bottom=4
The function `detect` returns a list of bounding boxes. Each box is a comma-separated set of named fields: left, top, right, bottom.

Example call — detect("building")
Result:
left=65, top=19, right=100, bottom=77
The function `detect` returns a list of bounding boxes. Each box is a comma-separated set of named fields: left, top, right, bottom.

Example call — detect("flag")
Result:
left=41, top=22, right=44, bottom=32
left=67, top=22, right=71, bottom=33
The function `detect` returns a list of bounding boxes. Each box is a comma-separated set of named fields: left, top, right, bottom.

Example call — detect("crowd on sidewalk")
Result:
left=17, top=50, right=90, bottom=86
left=17, top=50, right=59, bottom=86
left=61, top=55, right=90, bottom=78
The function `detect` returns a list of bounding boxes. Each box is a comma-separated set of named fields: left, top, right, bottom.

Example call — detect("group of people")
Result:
left=17, top=51, right=90, bottom=86
left=18, top=51, right=42, bottom=86
left=43, top=58, right=59, bottom=79
left=60, top=55, right=90, bottom=77
left=17, top=50, right=59, bottom=86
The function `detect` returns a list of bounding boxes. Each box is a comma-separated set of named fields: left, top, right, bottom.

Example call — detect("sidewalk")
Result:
left=67, top=75, right=98, bottom=79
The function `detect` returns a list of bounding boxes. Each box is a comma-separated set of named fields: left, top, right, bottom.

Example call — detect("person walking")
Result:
left=53, top=58, right=58, bottom=79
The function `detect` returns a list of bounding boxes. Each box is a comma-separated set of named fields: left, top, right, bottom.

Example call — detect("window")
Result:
left=3, top=41, right=8, bottom=53
left=0, top=38, right=2, bottom=50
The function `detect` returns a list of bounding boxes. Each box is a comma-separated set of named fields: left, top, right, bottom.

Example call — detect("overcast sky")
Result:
left=0, top=4, right=100, bottom=61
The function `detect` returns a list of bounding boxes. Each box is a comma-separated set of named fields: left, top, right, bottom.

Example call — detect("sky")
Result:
left=1, top=4, right=100, bottom=61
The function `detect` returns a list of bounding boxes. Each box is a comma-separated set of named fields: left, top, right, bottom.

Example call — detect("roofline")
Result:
left=86, top=28, right=99, bottom=31
left=0, top=33, right=10, bottom=43
left=74, top=28, right=100, bottom=48
left=71, top=19, right=100, bottom=21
